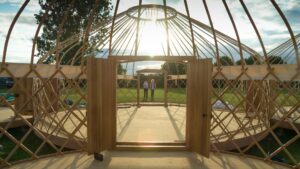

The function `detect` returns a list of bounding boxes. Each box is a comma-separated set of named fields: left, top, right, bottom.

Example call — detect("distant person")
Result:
left=150, top=79, right=156, bottom=101
left=143, top=80, right=148, bottom=100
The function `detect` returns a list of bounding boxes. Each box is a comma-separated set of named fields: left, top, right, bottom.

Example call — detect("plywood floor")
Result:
left=34, top=106, right=267, bottom=144
left=117, top=106, right=186, bottom=142
left=7, top=151, right=290, bottom=169
left=0, top=107, right=32, bottom=125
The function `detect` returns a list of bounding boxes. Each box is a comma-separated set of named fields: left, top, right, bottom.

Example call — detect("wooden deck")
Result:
left=0, top=107, right=33, bottom=128
left=7, top=151, right=290, bottom=169
left=2, top=105, right=298, bottom=150
left=33, top=106, right=267, bottom=150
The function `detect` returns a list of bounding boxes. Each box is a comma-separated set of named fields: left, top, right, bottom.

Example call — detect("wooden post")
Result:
left=266, top=80, right=276, bottom=121
left=87, top=57, right=116, bottom=154
left=164, top=70, right=168, bottom=107
left=38, top=78, right=59, bottom=113
left=186, top=59, right=212, bottom=158
left=245, top=80, right=264, bottom=117
left=137, top=74, right=140, bottom=107
left=49, top=78, right=59, bottom=112
left=14, top=78, right=33, bottom=115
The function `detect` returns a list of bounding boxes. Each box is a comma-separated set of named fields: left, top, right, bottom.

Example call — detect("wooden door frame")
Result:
left=113, top=57, right=190, bottom=150
left=87, top=56, right=211, bottom=155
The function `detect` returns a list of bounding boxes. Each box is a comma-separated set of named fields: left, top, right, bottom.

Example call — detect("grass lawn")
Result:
left=117, top=88, right=187, bottom=103
left=58, top=87, right=300, bottom=107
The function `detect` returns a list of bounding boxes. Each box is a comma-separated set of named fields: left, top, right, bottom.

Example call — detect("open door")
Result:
left=86, top=57, right=211, bottom=156
left=87, top=57, right=116, bottom=154
left=186, top=59, right=212, bottom=157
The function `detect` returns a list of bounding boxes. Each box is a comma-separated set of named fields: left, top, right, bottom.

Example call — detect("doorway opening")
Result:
left=86, top=57, right=211, bottom=156
left=116, top=61, right=187, bottom=145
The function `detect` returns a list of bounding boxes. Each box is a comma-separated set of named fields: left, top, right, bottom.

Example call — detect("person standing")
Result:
left=150, top=79, right=156, bottom=101
left=143, top=80, right=149, bottom=100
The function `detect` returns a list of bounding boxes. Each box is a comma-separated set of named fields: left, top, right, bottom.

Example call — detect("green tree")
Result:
left=236, top=55, right=285, bottom=65
left=214, top=56, right=234, bottom=66
left=35, top=0, right=112, bottom=65
left=117, top=64, right=126, bottom=75
left=161, top=62, right=186, bottom=74
left=268, top=56, right=286, bottom=64
left=236, top=54, right=265, bottom=65
left=236, top=57, right=256, bottom=65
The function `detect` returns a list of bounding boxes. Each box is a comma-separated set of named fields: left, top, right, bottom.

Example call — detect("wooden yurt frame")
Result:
left=1, top=0, right=300, bottom=168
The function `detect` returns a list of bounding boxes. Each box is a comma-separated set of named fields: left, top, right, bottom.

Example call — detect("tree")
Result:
left=161, top=62, right=186, bottom=74
left=214, top=56, right=234, bottom=66
left=268, top=56, right=286, bottom=64
left=236, top=55, right=262, bottom=65
left=236, top=57, right=255, bottom=65
left=35, top=0, right=112, bottom=65
left=117, top=63, right=126, bottom=75
left=236, top=55, right=285, bottom=65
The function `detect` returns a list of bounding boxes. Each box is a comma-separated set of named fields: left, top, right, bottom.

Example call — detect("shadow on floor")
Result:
left=8, top=151, right=289, bottom=169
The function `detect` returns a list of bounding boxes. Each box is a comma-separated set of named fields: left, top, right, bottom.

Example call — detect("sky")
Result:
left=0, top=0, right=299, bottom=66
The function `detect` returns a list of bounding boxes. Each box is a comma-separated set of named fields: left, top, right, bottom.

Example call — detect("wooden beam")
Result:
left=164, top=70, right=167, bottom=107
left=117, top=74, right=135, bottom=80
left=213, top=64, right=300, bottom=81
left=0, top=63, right=85, bottom=79
left=137, top=68, right=164, bottom=74
left=1, top=63, right=299, bottom=81
left=168, top=75, right=187, bottom=80
left=110, top=56, right=195, bottom=62
left=137, top=74, right=140, bottom=107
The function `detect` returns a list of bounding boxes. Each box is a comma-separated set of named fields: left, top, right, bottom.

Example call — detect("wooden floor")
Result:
left=2, top=105, right=298, bottom=147
left=34, top=106, right=267, bottom=144
left=7, top=151, right=290, bottom=169
left=117, top=106, right=186, bottom=142
left=0, top=107, right=32, bottom=128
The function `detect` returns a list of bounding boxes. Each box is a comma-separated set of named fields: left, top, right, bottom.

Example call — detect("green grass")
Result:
left=117, top=88, right=246, bottom=105
left=0, top=127, right=71, bottom=163
left=117, top=88, right=187, bottom=103
left=57, top=88, right=300, bottom=107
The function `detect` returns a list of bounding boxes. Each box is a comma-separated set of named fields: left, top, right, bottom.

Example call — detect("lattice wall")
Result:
left=0, top=0, right=299, bottom=168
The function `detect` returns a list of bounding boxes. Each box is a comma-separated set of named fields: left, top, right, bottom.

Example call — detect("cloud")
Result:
left=0, top=7, right=37, bottom=63
left=137, top=63, right=163, bottom=70
left=0, top=12, right=35, bottom=25
left=1, top=0, right=299, bottom=63
left=223, top=0, right=300, bottom=54
left=0, top=0, right=22, bottom=4
left=0, top=0, right=40, bottom=13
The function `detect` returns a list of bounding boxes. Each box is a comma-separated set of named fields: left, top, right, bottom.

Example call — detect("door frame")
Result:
left=87, top=56, right=212, bottom=157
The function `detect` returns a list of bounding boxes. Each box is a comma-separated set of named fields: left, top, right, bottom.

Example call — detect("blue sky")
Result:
left=0, top=0, right=299, bottom=65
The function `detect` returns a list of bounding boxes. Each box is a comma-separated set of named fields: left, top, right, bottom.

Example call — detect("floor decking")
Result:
left=1, top=106, right=267, bottom=145
left=0, top=107, right=32, bottom=128
left=34, top=106, right=267, bottom=144
left=7, top=151, right=290, bottom=169
left=2, top=105, right=298, bottom=147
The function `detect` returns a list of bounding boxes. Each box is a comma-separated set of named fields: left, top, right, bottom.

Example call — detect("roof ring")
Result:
left=126, top=4, right=177, bottom=21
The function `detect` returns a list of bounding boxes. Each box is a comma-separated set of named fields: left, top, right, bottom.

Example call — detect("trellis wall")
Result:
left=0, top=0, right=299, bottom=168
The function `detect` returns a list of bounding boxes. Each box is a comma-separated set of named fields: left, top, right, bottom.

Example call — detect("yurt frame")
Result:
left=0, top=0, right=299, bottom=168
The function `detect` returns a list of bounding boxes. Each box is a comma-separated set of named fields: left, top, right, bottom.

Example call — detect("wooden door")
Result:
left=186, top=59, right=212, bottom=157
left=87, top=57, right=116, bottom=154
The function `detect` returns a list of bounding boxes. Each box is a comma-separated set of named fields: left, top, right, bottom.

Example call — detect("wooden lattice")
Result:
left=0, top=0, right=299, bottom=168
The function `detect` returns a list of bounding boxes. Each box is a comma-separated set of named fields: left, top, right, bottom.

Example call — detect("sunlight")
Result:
left=151, top=14, right=157, bottom=22
left=138, top=20, right=167, bottom=56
